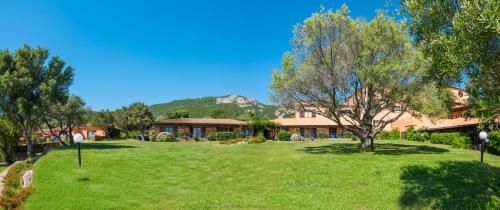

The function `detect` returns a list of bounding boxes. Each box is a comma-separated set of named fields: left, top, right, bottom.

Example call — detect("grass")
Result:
left=24, top=140, right=500, bottom=209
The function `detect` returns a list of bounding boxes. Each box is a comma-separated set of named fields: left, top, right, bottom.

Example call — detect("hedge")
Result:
left=406, top=130, right=430, bottom=142
left=430, top=132, right=472, bottom=149
left=376, top=129, right=400, bottom=140
left=487, top=130, right=500, bottom=155
left=207, top=132, right=237, bottom=141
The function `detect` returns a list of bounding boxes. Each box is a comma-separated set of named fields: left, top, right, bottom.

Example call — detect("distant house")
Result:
left=40, top=126, right=106, bottom=141
left=274, top=87, right=483, bottom=141
left=153, top=118, right=251, bottom=139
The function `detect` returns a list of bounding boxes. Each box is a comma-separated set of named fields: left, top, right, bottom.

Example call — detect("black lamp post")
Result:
left=74, top=133, right=84, bottom=167
left=479, top=131, right=488, bottom=163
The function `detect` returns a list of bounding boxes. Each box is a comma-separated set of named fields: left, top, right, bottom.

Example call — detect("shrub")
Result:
left=486, top=130, right=500, bottom=155
left=0, top=161, right=32, bottom=209
left=290, top=134, right=304, bottom=141
left=235, top=132, right=245, bottom=139
left=452, top=135, right=472, bottom=149
left=207, top=132, right=236, bottom=141
left=407, top=130, right=430, bottom=142
left=342, top=131, right=358, bottom=141
left=276, top=130, right=291, bottom=141
left=430, top=132, right=471, bottom=149
left=156, top=132, right=176, bottom=142
left=376, top=129, right=400, bottom=140
left=248, top=134, right=266, bottom=144
left=389, top=128, right=400, bottom=139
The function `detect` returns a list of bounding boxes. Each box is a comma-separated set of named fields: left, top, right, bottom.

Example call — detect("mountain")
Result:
left=149, top=95, right=279, bottom=121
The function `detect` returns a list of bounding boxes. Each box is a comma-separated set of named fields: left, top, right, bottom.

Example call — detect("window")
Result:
left=300, top=128, right=316, bottom=138
left=164, top=127, right=175, bottom=134
left=300, top=111, right=316, bottom=118
left=191, top=127, right=202, bottom=138
left=329, top=128, right=337, bottom=139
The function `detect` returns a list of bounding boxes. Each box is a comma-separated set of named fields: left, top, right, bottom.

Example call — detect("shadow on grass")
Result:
left=400, top=161, right=500, bottom=209
left=300, top=143, right=448, bottom=155
left=58, top=143, right=136, bottom=150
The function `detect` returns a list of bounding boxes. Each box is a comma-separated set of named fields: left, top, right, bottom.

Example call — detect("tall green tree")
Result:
left=402, top=0, right=499, bottom=128
left=114, top=107, right=131, bottom=138
left=41, top=95, right=89, bottom=144
left=0, top=117, right=18, bottom=163
left=128, top=102, right=154, bottom=140
left=271, top=6, right=450, bottom=151
left=166, top=110, right=189, bottom=119
left=210, top=109, right=226, bottom=119
left=91, top=110, right=115, bottom=139
left=0, top=45, right=73, bottom=157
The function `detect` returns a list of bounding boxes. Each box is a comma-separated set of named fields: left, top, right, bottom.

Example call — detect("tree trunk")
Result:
left=360, top=135, right=375, bottom=151
left=107, top=128, right=111, bottom=139
left=140, top=129, right=145, bottom=141
left=68, top=126, right=75, bottom=144
left=23, top=126, right=33, bottom=157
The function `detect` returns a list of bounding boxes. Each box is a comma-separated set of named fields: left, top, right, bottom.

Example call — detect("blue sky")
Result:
left=0, top=0, right=399, bottom=110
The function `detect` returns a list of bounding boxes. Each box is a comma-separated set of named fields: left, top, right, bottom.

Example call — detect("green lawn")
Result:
left=25, top=140, right=500, bottom=209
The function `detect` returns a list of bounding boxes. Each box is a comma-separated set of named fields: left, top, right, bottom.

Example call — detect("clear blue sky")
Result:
left=0, top=0, right=399, bottom=110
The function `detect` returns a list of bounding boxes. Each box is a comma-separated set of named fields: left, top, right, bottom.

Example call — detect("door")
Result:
left=87, top=130, right=96, bottom=140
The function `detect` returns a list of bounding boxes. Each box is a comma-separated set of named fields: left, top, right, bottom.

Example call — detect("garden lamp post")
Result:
left=74, top=133, right=84, bottom=167
left=479, top=131, right=488, bottom=163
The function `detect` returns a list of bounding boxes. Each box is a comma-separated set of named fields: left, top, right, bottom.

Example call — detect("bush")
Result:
left=155, top=132, right=176, bottom=142
left=376, top=129, right=400, bottom=140
left=276, top=130, right=291, bottom=141
left=207, top=132, right=236, bottom=141
left=407, top=130, right=430, bottom=142
left=0, top=161, right=32, bottom=209
left=452, top=135, right=472, bottom=149
left=290, top=134, right=304, bottom=141
left=487, top=131, right=500, bottom=155
left=248, top=134, right=266, bottom=144
left=342, top=131, right=358, bottom=141
left=430, top=132, right=471, bottom=149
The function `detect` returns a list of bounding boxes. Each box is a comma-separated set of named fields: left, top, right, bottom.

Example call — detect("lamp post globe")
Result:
left=479, top=131, right=488, bottom=140
left=74, top=133, right=84, bottom=143
left=478, top=131, right=488, bottom=163
left=74, top=133, right=84, bottom=167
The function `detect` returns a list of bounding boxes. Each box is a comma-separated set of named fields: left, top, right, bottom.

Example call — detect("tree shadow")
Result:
left=58, top=143, right=136, bottom=150
left=300, top=143, right=448, bottom=155
left=400, top=161, right=500, bottom=209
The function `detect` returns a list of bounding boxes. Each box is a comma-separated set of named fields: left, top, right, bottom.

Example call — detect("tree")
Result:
left=114, top=107, right=131, bottom=138
left=41, top=95, right=89, bottom=144
left=167, top=110, right=189, bottom=119
left=91, top=110, right=115, bottom=139
left=401, top=0, right=499, bottom=128
left=0, top=45, right=73, bottom=157
left=210, top=109, right=226, bottom=119
left=0, top=117, right=18, bottom=163
left=128, top=102, right=154, bottom=140
left=271, top=6, right=449, bottom=151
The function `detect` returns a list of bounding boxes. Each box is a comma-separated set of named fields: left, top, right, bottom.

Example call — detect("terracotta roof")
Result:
left=155, top=118, right=247, bottom=126
left=274, top=117, right=353, bottom=127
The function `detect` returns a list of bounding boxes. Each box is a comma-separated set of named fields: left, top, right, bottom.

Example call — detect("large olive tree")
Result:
left=271, top=6, right=450, bottom=151
left=0, top=45, right=73, bottom=156
left=401, top=0, right=499, bottom=129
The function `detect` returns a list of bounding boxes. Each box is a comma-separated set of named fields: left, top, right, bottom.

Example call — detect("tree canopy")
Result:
left=271, top=6, right=450, bottom=150
left=402, top=0, right=499, bottom=128
left=128, top=102, right=154, bottom=140
left=0, top=45, right=74, bottom=156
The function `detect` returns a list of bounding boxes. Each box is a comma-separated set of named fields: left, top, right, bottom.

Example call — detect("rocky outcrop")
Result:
left=216, top=95, right=258, bottom=108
